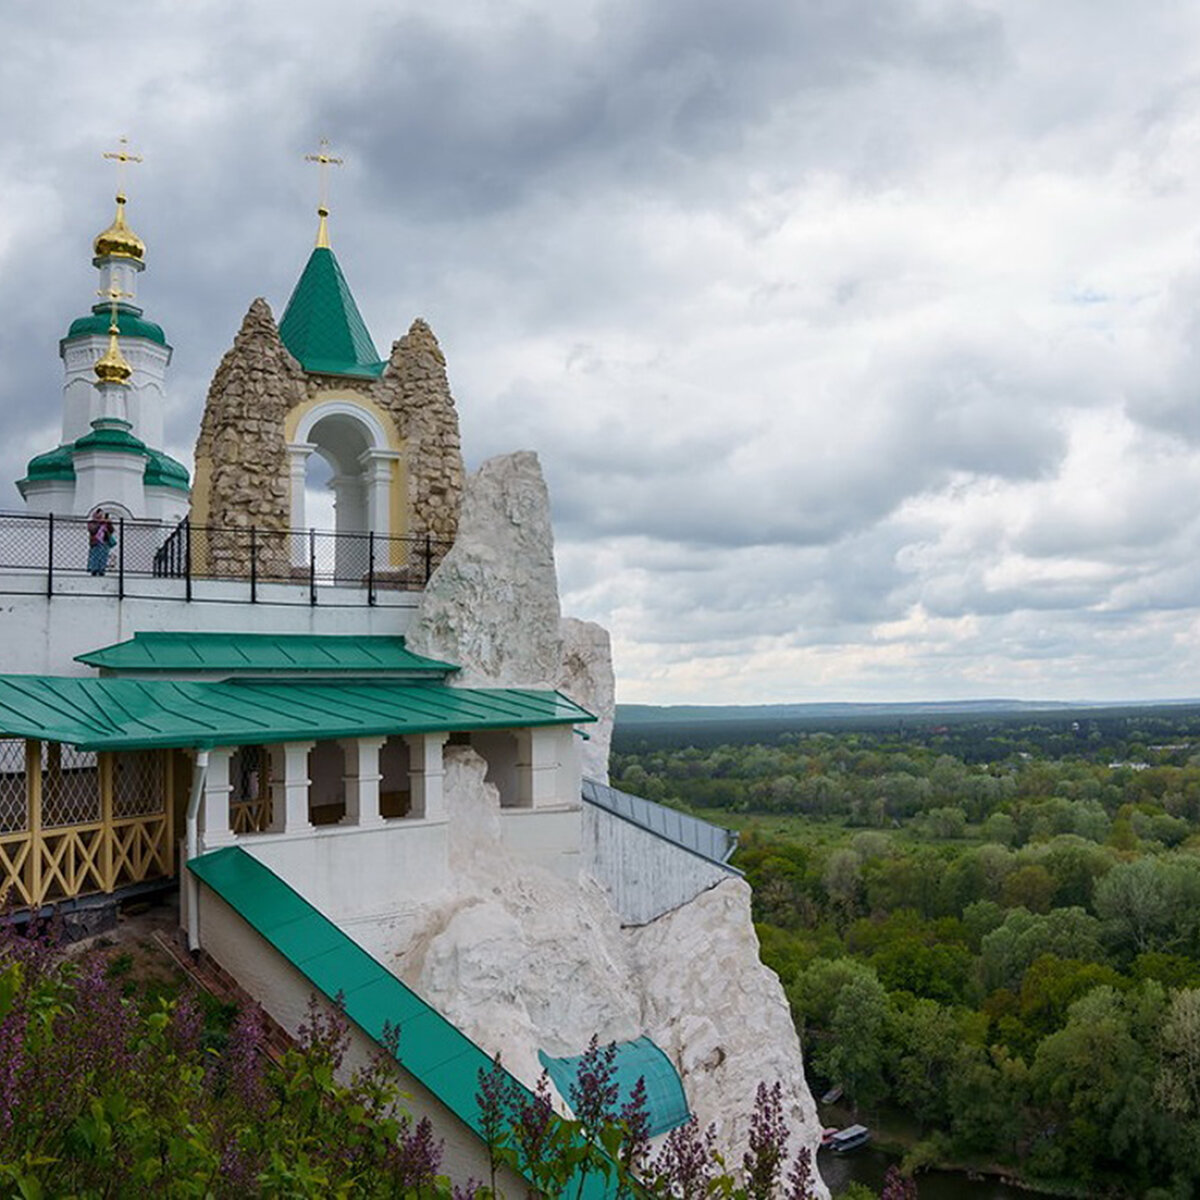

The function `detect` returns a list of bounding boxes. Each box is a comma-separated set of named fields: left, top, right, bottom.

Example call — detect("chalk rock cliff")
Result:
left=558, top=616, right=615, bottom=784
left=407, top=451, right=563, bottom=688
left=393, top=748, right=826, bottom=1192
left=407, top=451, right=614, bottom=776
left=404, top=451, right=824, bottom=1189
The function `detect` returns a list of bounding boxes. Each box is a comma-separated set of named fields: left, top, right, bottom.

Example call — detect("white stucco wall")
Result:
left=499, top=806, right=584, bottom=881
left=582, top=803, right=736, bottom=926
left=230, top=820, right=450, bottom=945
left=0, top=582, right=418, bottom=676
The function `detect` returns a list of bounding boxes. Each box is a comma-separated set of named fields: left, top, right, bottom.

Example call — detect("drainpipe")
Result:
left=185, top=749, right=210, bottom=952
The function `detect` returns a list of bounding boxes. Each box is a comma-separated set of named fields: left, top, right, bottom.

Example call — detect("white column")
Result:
left=405, top=733, right=448, bottom=822
left=516, top=728, right=561, bottom=808
left=286, top=443, right=315, bottom=565
left=359, top=449, right=401, bottom=536
left=270, top=741, right=315, bottom=833
left=340, top=736, right=386, bottom=827
left=93, top=382, right=131, bottom=429
left=201, top=746, right=235, bottom=847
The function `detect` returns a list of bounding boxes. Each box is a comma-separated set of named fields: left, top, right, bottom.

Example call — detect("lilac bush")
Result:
left=0, top=915, right=829, bottom=1197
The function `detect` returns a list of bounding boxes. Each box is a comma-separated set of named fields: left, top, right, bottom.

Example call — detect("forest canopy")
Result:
left=612, top=707, right=1200, bottom=1197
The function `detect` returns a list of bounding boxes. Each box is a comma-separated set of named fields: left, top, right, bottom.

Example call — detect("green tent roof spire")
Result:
left=278, top=243, right=385, bottom=379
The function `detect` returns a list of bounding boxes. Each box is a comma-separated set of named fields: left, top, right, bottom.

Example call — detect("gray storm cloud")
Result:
left=5, top=0, right=1200, bottom=703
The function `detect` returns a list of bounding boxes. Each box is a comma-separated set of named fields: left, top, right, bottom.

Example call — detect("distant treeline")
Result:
left=613, top=702, right=1200, bottom=760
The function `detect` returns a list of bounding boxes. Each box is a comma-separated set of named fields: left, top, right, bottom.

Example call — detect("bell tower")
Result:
left=17, top=140, right=190, bottom=520
left=190, top=143, right=464, bottom=576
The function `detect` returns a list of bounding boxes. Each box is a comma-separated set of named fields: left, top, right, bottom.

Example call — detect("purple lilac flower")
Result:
left=568, top=1035, right=619, bottom=1135
left=512, top=1071, right=556, bottom=1172
left=475, top=1053, right=516, bottom=1151
left=169, top=988, right=205, bottom=1056
left=619, top=1074, right=651, bottom=1176
left=743, top=1081, right=789, bottom=1199
left=395, top=1115, right=443, bottom=1190
left=653, top=1116, right=718, bottom=1200
left=226, top=1003, right=268, bottom=1116
left=881, top=1164, right=919, bottom=1200
left=785, top=1145, right=816, bottom=1200
left=0, top=1000, right=27, bottom=1135
left=296, top=993, right=349, bottom=1072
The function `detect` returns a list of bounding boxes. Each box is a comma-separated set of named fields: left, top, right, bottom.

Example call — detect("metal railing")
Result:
left=0, top=511, right=453, bottom=606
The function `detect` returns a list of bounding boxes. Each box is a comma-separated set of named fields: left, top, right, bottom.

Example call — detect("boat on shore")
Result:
left=827, top=1124, right=871, bottom=1154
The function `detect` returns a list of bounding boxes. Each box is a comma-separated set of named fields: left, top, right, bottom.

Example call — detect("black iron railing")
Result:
left=0, top=511, right=453, bottom=606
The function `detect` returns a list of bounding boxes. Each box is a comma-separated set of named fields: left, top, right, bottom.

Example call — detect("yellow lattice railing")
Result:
left=230, top=798, right=274, bottom=835
left=0, top=742, right=174, bottom=910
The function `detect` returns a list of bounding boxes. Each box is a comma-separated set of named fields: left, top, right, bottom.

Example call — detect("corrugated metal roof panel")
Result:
left=0, top=676, right=595, bottom=750
left=582, top=778, right=740, bottom=868
left=77, top=632, right=458, bottom=676
left=539, top=1037, right=690, bottom=1137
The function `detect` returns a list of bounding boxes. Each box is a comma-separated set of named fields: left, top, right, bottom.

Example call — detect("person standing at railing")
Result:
left=86, top=508, right=116, bottom=576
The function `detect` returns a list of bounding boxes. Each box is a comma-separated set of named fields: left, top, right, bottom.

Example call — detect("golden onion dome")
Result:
left=93, top=193, right=145, bottom=261
left=94, top=320, right=132, bottom=384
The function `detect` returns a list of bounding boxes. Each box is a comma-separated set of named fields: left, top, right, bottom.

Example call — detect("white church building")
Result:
left=0, top=177, right=823, bottom=1193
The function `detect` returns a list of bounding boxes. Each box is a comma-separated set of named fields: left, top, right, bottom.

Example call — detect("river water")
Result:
left=817, top=1145, right=1035, bottom=1199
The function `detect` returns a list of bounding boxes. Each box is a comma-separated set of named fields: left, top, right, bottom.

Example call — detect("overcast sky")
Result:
left=6, top=1, right=1200, bottom=705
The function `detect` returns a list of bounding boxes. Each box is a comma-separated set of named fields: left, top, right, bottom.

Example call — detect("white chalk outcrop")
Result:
left=558, top=616, right=615, bottom=784
left=394, top=748, right=826, bottom=1192
left=402, top=450, right=824, bottom=1191
left=407, top=451, right=563, bottom=689
left=408, top=451, right=615, bottom=780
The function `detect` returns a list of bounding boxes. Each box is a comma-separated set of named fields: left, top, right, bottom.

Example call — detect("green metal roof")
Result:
left=0, top=675, right=593, bottom=751
left=23, top=443, right=188, bottom=491
left=73, top=426, right=148, bottom=456
left=22, top=445, right=76, bottom=483
left=539, top=1038, right=690, bottom=1137
left=64, top=306, right=169, bottom=348
left=278, top=246, right=385, bottom=378
left=143, top=449, right=190, bottom=492
left=78, top=632, right=458, bottom=677
left=187, top=847, right=617, bottom=1199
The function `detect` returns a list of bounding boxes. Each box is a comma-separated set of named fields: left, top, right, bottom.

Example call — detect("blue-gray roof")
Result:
left=582, top=779, right=740, bottom=869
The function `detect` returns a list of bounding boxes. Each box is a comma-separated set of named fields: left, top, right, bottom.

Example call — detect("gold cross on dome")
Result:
left=97, top=283, right=133, bottom=333
left=305, top=138, right=343, bottom=212
left=102, top=137, right=143, bottom=197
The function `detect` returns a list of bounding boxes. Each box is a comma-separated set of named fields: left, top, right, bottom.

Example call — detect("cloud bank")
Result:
left=5, top=0, right=1200, bottom=703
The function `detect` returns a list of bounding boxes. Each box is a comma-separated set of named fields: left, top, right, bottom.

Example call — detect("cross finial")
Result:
left=304, top=138, right=343, bottom=248
left=97, top=283, right=134, bottom=323
left=102, top=137, right=143, bottom=199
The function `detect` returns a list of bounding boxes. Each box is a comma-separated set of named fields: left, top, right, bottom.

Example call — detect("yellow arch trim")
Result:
left=283, top=389, right=404, bottom=450
left=283, top=390, right=409, bottom=543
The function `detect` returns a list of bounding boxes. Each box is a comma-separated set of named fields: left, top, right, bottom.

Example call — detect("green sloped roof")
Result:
left=143, top=449, right=190, bottom=491
left=539, top=1038, right=690, bottom=1137
left=23, top=445, right=76, bottom=483
left=0, top=675, right=594, bottom=751
left=188, top=847, right=617, bottom=1199
left=73, top=426, right=148, bottom=456
left=64, top=306, right=169, bottom=348
left=77, top=632, right=458, bottom=677
left=278, top=246, right=385, bottom=378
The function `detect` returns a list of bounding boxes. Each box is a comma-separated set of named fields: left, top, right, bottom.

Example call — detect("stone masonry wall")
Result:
left=191, top=299, right=305, bottom=577
left=372, top=319, right=464, bottom=540
left=193, top=309, right=464, bottom=563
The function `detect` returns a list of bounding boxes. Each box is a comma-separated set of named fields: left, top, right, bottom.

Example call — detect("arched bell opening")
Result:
left=287, top=401, right=400, bottom=579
